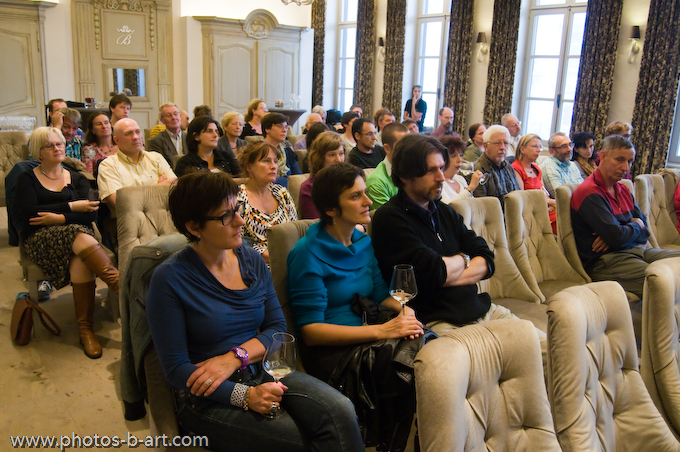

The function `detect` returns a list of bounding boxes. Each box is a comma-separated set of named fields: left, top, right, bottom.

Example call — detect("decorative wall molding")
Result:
left=93, top=0, right=157, bottom=50
left=243, top=9, right=279, bottom=40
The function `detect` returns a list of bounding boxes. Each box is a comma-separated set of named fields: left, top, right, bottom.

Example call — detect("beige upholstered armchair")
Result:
left=286, top=174, right=310, bottom=218
left=449, top=197, right=547, bottom=333
left=414, top=319, right=560, bottom=452
left=116, top=185, right=177, bottom=275
left=662, top=170, right=680, bottom=231
left=546, top=281, right=680, bottom=452
left=0, top=131, right=29, bottom=206
left=555, top=183, right=592, bottom=283
left=641, top=257, right=680, bottom=439
left=504, top=189, right=586, bottom=301
left=635, top=174, right=680, bottom=250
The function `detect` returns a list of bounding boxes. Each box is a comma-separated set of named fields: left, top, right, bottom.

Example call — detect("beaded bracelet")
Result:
left=230, top=383, right=249, bottom=409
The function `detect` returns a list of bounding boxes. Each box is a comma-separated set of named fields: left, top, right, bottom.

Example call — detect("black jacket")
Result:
left=174, top=147, right=241, bottom=177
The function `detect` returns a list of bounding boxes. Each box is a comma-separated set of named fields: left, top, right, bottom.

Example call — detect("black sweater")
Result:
left=372, top=190, right=495, bottom=325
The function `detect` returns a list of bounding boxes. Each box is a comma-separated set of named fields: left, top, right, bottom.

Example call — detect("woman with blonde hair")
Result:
left=299, top=131, right=345, bottom=219
left=16, top=127, right=120, bottom=359
left=511, top=133, right=557, bottom=233
left=218, top=111, right=247, bottom=157
left=241, top=99, right=268, bottom=139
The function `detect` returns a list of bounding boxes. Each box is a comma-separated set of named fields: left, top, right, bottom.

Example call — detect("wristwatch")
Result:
left=230, top=347, right=249, bottom=370
left=459, top=253, right=471, bottom=269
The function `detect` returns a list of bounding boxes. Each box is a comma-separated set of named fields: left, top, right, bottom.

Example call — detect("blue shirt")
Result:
left=287, top=222, right=389, bottom=332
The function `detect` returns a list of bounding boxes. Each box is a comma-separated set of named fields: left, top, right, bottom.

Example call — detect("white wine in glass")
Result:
left=262, top=332, right=296, bottom=418
left=389, top=264, right=418, bottom=315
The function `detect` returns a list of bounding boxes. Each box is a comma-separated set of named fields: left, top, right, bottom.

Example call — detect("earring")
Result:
left=196, top=234, right=201, bottom=242
left=331, top=217, right=336, bottom=225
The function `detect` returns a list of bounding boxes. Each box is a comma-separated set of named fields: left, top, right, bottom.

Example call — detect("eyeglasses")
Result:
left=205, top=204, right=242, bottom=226
left=43, top=142, right=66, bottom=151
left=361, top=132, right=377, bottom=137
left=488, top=141, right=510, bottom=147
left=554, top=143, right=575, bottom=151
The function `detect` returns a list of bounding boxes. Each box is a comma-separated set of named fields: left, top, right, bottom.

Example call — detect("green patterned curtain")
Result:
left=570, top=0, right=622, bottom=143
left=311, top=0, right=326, bottom=108
left=381, top=0, right=407, bottom=117
left=443, top=0, right=475, bottom=135
left=353, top=0, right=376, bottom=117
left=483, top=0, right=521, bottom=126
left=631, top=0, right=680, bottom=176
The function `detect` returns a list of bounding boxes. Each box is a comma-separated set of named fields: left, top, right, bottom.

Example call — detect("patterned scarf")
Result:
left=576, top=156, right=597, bottom=176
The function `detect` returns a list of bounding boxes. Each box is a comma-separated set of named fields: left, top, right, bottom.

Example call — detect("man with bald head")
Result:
left=430, top=107, right=460, bottom=140
left=97, top=118, right=176, bottom=214
left=294, top=113, right=324, bottom=150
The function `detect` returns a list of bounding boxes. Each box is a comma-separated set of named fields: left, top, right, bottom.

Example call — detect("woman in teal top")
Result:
left=287, top=162, right=424, bottom=452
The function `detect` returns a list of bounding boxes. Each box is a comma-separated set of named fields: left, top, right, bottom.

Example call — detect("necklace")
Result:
left=40, top=165, right=64, bottom=181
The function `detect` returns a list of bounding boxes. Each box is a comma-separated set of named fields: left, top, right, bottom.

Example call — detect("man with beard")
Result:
left=372, top=134, right=517, bottom=335
left=430, top=107, right=460, bottom=140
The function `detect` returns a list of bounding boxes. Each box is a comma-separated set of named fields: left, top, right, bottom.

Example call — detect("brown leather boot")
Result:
left=72, top=280, right=102, bottom=359
left=78, top=244, right=119, bottom=294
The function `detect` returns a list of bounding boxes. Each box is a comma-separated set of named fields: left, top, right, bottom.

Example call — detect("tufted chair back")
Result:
left=635, top=174, right=680, bottom=250
left=641, top=257, right=680, bottom=439
left=662, top=170, right=680, bottom=230
left=116, top=185, right=177, bottom=276
left=555, top=183, right=592, bottom=282
left=268, top=219, right=318, bottom=335
left=546, top=281, right=680, bottom=452
left=504, top=190, right=585, bottom=301
left=286, top=173, right=310, bottom=218
left=449, top=196, right=540, bottom=303
left=0, top=131, right=29, bottom=206
left=414, top=318, right=560, bottom=452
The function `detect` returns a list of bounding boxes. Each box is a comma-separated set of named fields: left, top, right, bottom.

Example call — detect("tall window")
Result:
left=414, top=0, right=451, bottom=130
left=336, top=0, right=358, bottom=113
left=520, top=0, right=587, bottom=140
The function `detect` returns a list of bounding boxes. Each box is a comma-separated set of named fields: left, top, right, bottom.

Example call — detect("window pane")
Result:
left=558, top=101, right=574, bottom=134
left=536, top=0, right=566, bottom=5
left=338, top=89, right=354, bottom=113
left=569, top=12, right=586, bottom=55
left=533, top=14, right=564, bottom=56
left=422, top=0, right=447, bottom=15
left=341, top=0, right=358, bottom=22
left=340, top=28, right=356, bottom=58
left=422, top=92, right=437, bottom=129
left=528, top=58, right=560, bottom=98
left=420, top=58, right=440, bottom=92
left=526, top=100, right=555, bottom=139
left=420, top=21, right=442, bottom=56
left=562, top=57, right=580, bottom=101
left=338, top=58, right=355, bottom=88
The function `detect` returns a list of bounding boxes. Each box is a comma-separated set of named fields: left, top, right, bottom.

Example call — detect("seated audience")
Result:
left=372, top=134, right=517, bottom=335
left=539, top=132, right=583, bottom=198
left=472, top=125, right=521, bottom=207
left=109, top=94, right=131, bottom=127
left=501, top=113, right=522, bottom=160
left=373, top=108, right=390, bottom=131
left=365, top=122, right=408, bottom=209
left=175, top=116, right=240, bottom=177
left=47, top=99, right=67, bottom=126
left=81, top=112, right=116, bottom=174
left=193, top=105, right=213, bottom=118
left=241, top=98, right=268, bottom=138
left=350, top=104, right=363, bottom=117
left=51, top=107, right=83, bottom=160
left=237, top=141, right=298, bottom=264
left=262, top=112, right=302, bottom=186
left=16, top=127, right=120, bottom=359
left=375, top=110, right=396, bottom=145
left=403, top=85, right=426, bottom=132
left=295, top=113, right=324, bottom=149
left=439, top=135, right=483, bottom=204
left=299, top=131, right=346, bottom=219
left=97, top=118, right=176, bottom=214
left=312, top=105, right=327, bottom=124
left=402, top=118, right=419, bottom=134
left=348, top=118, right=386, bottom=169
left=339, top=111, right=359, bottom=154
left=217, top=111, right=247, bottom=159
left=430, top=107, right=459, bottom=139
left=146, top=171, right=363, bottom=452
left=571, top=135, right=680, bottom=298
left=572, top=131, right=597, bottom=179
left=148, top=109, right=190, bottom=139
left=147, top=103, right=187, bottom=167
left=288, top=162, right=425, bottom=451
left=604, top=121, right=634, bottom=179
left=463, top=122, right=486, bottom=162
left=299, top=122, right=330, bottom=173
left=512, top=134, right=557, bottom=233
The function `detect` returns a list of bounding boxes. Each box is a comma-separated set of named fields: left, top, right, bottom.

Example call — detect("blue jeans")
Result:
left=174, top=371, right=363, bottom=452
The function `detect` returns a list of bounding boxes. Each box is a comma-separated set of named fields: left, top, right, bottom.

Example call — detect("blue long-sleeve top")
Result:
left=16, top=168, right=97, bottom=241
left=287, top=222, right=389, bottom=334
left=147, top=245, right=287, bottom=405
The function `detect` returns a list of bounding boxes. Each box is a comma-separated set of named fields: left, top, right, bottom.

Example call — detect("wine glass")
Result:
left=262, top=332, right=296, bottom=418
left=389, top=264, right=418, bottom=315
left=459, top=161, right=474, bottom=177
left=479, top=172, right=491, bottom=186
